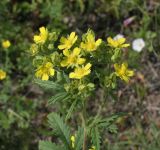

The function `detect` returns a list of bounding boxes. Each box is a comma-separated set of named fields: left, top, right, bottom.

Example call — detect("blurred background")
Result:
left=0, top=0, right=160, bottom=149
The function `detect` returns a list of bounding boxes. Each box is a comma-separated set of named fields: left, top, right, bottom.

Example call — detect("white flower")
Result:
left=113, top=34, right=124, bottom=40
left=132, top=38, right=145, bottom=52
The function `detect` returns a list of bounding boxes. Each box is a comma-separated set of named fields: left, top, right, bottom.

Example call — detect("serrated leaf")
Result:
left=34, top=79, right=63, bottom=91
left=108, top=124, right=118, bottom=134
left=48, top=113, right=71, bottom=149
left=39, top=141, right=61, bottom=150
left=48, top=92, right=68, bottom=105
left=75, top=127, right=84, bottom=150
left=63, top=71, right=70, bottom=83
left=91, top=127, right=101, bottom=150
left=65, top=99, right=77, bottom=121
left=98, top=112, right=127, bottom=128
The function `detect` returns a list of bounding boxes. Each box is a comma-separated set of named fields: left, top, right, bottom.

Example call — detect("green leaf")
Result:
left=34, top=79, right=63, bottom=91
left=48, top=92, right=68, bottom=105
left=99, top=112, right=126, bottom=128
left=75, top=127, right=84, bottom=150
left=108, top=124, right=118, bottom=134
left=65, top=99, right=77, bottom=121
left=111, top=48, right=121, bottom=62
left=40, top=0, right=63, bottom=19
left=39, top=141, right=62, bottom=150
left=48, top=113, right=71, bottom=149
left=91, top=127, right=101, bottom=150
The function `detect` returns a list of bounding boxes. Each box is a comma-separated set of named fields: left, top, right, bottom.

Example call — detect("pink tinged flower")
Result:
left=123, top=16, right=135, bottom=27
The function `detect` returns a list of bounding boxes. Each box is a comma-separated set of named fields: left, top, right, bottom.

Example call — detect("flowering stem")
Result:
left=80, top=101, right=87, bottom=150
left=5, top=50, right=9, bottom=71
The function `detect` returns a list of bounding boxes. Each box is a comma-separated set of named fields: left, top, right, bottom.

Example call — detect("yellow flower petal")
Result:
left=121, top=43, right=130, bottom=48
left=69, top=32, right=76, bottom=40
left=85, top=63, right=92, bottom=70
left=117, top=38, right=126, bottom=45
left=122, top=75, right=129, bottom=83
left=39, top=26, right=46, bottom=34
left=87, top=33, right=94, bottom=42
left=63, top=49, right=70, bottom=56
left=107, top=37, right=114, bottom=45
left=34, top=35, right=41, bottom=43
left=121, top=63, right=127, bottom=72
left=69, top=72, right=76, bottom=78
left=46, top=62, right=53, bottom=68
left=0, top=69, right=6, bottom=80
left=77, top=58, right=86, bottom=64
left=73, top=47, right=81, bottom=55
left=35, top=70, right=42, bottom=78
left=84, top=69, right=91, bottom=75
left=80, top=42, right=85, bottom=49
left=49, top=69, right=55, bottom=76
left=42, top=74, right=49, bottom=81
left=96, top=39, right=102, bottom=46
left=60, top=60, right=68, bottom=67
left=58, top=45, right=66, bottom=50
left=127, top=70, right=134, bottom=76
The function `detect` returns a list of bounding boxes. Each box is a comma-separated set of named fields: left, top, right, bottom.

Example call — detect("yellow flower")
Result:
left=61, top=47, right=86, bottom=68
left=89, top=146, right=96, bottom=150
left=107, top=37, right=130, bottom=48
left=34, top=26, right=48, bottom=44
left=80, top=30, right=102, bottom=52
left=69, top=63, right=92, bottom=79
left=35, top=62, right=55, bottom=81
left=71, top=135, right=75, bottom=148
left=2, top=40, right=11, bottom=49
left=0, top=69, right=6, bottom=80
left=114, top=63, right=134, bottom=82
left=58, top=32, right=77, bottom=51
left=30, top=44, right=38, bottom=55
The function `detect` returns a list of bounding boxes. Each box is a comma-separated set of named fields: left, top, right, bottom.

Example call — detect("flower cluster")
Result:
left=31, top=28, right=102, bottom=82
left=106, top=36, right=134, bottom=82
left=30, top=26, right=134, bottom=87
left=59, top=31, right=97, bottom=80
